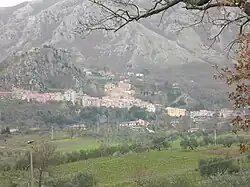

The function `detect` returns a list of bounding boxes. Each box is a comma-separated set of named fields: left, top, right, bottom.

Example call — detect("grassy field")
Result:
left=1, top=131, right=248, bottom=187
left=0, top=131, right=109, bottom=152
left=171, top=137, right=181, bottom=149
left=53, top=149, right=213, bottom=187
left=0, top=133, right=182, bottom=153
left=55, top=137, right=103, bottom=152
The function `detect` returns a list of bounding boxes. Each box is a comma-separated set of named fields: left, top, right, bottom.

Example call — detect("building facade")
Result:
left=166, top=107, right=186, bottom=117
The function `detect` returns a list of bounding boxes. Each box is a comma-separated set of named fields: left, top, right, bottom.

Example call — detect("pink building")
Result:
left=0, top=92, right=12, bottom=99
left=0, top=92, right=12, bottom=96
left=28, top=92, right=55, bottom=103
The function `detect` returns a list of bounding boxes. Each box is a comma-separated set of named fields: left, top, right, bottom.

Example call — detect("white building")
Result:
left=127, top=72, right=134, bottom=76
left=146, top=104, right=156, bottom=113
left=52, top=92, right=64, bottom=101
left=219, top=108, right=234, bottom=118
left=118, top=81, right=131, bottom=91
left=188, top=128, right=200, bottom=133
left=64, top=89, right=77, bottom=105
left=10, top=128, right=19, bottom=133
left=190, top=110, right=216, bottom=119
left=85, top=71, right=92, bottom=76
left=70, top=124, right=86, bottom=130
left=136, top=73, right=144, bottom=77
left=119, top=119, right=149, bottom=128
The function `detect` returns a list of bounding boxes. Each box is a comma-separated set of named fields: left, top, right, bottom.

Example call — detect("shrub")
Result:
left=71, top=171, right=97, bottom=187
left=203, top=136, right=214, bottom=146
left=217, top=136, right=236, bottom=148
left=151, top=137, right=169, bottom=151
left=237, top=136, right=248, bottom=144
left=129, top=143, right=148, bottom=153
left=198, top=157, right=240, bottom=177
left=167, top=133, right=178, bottom=141
left=133, top=172, right=198, bottom=187
left=180, top=137, right=198, bottom=150
left=202, top=171, right=250, bottom=187
left=246, top=154, right=250, bottom=160
left=118, top=143, right=130, bottom=154
left=44, top=171, right=97, bottom=187
left=199, top=140, right=206, bottom=147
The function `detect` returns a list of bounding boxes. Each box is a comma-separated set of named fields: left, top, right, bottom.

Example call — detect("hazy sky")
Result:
left=0, top=0, right=31, bottom=7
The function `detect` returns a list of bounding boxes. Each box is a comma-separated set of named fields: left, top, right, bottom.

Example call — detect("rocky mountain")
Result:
left=0, top=0, right=236, bottom=109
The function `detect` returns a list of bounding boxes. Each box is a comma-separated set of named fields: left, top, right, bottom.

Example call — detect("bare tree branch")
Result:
left=184, top=2, right=240, bottom=10
left=77, top=0, right=183, bottom=33
left=76, top=0, right=250, bottom=38
left=204, top=15, right=249, bottom=51
left=131, top=0, right=182, bottom=20
left=75, top=0, right=250, bottom=53
left=178, top=4, right=208, bottom=31
left=225, top=38, right=240, bottom=56
left=240, top=18, right=250, bottom=34
left=209, top=16, right=247, bottom=41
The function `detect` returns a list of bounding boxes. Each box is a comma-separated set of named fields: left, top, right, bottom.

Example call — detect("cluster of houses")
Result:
left=165, top=106, right=249, bottom=133
left=1, top=85, right=240, bottom=120
left=0, top=77, right=244, bottom=135
left=0, top=80, right=156, bottom=113
left=1, top=68, right=245, bottom=134
left=165, top=106, right=237, bottom=120
left=119, top=119, right=155, bottom=133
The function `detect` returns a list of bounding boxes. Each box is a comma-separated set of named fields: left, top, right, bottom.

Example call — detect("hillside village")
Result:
left=0, top=61, right=245, bottom=134
left=0, top=79, right=239, bottom=127
left=0, top=80, right=156, bottom=112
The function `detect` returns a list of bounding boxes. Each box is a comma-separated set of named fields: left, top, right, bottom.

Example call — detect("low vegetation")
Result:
left=1, top=130, right=250, bottom=187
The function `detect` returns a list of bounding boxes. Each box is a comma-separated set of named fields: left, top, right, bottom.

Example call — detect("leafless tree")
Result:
left=67, top=127, right=77, bottom=139
left=76, top=0, right=250, bottom=44
left=32, top=140, right=57, bottom=187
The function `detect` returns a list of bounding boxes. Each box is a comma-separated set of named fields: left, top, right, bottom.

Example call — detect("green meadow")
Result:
left=53, top=149, right=213, bottom=187
left=1, top=131, right=248, bottom=187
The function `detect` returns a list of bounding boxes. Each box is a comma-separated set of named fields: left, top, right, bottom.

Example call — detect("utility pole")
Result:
left=96, top=114, right=100, bottom=134
left=27, top=140, right=35, bottom=187
left=30, top=149, right=34, bottom=187
left=214, top=124, right=217, bottom=145
left=116, top=121, right=119, bottom=133
left=97, top=121, right=100, bottom=134
left=51, top=126, right=54, bottom=140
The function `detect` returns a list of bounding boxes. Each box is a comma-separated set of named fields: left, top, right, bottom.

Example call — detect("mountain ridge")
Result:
left=0, top=0, right=235, bottom=109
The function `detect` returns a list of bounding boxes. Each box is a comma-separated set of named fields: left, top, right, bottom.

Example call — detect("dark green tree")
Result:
left=180, top=137, right=198, bottom=150
left=203, top=136, right=214, bottom=146
left=152, top=137, right=170, bottom=151
left=217, top=136, right=236, bottom=148
left=199, top=157, right=240, bottom=177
